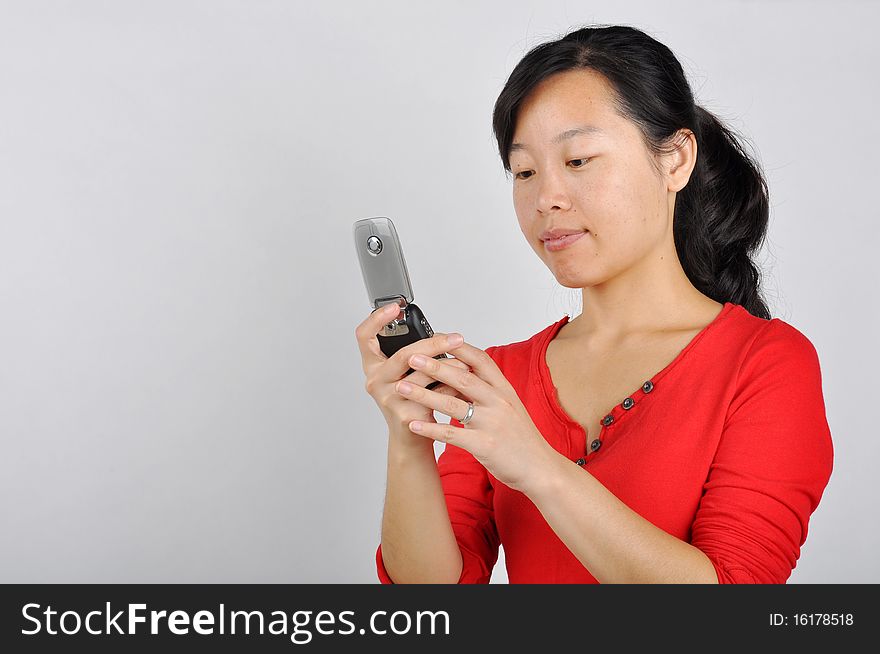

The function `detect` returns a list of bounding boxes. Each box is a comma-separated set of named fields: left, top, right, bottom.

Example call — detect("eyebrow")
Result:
left=510, top=125, right=605, bottom=153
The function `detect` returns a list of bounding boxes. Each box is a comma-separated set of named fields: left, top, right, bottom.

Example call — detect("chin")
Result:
left=551, top=266, right=608, bottom=289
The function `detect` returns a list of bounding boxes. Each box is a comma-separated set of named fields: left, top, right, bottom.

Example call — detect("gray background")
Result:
left=1, top=0, right=876, bottom=583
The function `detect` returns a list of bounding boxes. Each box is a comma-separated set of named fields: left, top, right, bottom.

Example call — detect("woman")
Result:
left=355, top=25, right=833, bottom=583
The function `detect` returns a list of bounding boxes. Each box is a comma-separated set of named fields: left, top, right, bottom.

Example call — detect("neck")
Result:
left=566, top=244, right=721, bottom=344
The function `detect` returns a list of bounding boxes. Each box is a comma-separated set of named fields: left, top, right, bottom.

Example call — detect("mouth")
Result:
left=543, top=231, right=588, bottom=251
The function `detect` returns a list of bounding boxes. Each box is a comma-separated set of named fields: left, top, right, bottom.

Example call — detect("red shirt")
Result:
left=376, top=302, right=834, bottom=583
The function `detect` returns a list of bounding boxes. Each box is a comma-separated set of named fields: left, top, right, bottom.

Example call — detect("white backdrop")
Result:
left=1, top=0, right=877, bottom=582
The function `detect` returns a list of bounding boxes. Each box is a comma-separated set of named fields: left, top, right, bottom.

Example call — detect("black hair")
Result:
left=492, top=24, right=771, bottom=319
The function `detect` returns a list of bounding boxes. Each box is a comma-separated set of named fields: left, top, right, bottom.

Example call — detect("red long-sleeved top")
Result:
left=376, top=302, right=834, bottom=583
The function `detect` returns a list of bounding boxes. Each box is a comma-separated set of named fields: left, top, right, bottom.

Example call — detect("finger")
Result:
left=403, top=358, right=469, bottom=390
left=405, top=349, right=495, bottom=405
left=394, top=376, right=473, bottom=423
left=432, top=384, right=464, bottom=398
left=355, top=303, right=404, bottom=363
left=439, top=341, right=511, bottom=392
left=406, top=417, right=478, bottom=450
left=408, top=359, right=469, bottom=395
left=379, top=333, right=463, bottom=383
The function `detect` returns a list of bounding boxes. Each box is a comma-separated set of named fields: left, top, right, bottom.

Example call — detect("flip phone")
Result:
left=353, top=217, right=448, bottom=390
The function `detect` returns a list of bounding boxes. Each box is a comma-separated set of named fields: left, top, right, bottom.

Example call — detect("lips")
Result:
left=543, top=232, right=587, bottom=252
left=540, top=228, right=587, bottom=241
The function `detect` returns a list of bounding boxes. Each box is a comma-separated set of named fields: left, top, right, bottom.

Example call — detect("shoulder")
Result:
left=482, top=316, right=568, bottom=370
left=738, top=314, right=824, bottom=383
left=725, top=310, right=829, bottom=429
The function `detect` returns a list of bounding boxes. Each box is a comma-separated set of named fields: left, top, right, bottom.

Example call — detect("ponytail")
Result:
left=675, top=105, right=771, bottom=319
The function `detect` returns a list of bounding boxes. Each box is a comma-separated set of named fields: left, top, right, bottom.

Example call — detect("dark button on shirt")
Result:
left=590, top=439, right=602, bottom=452
left=575, top=458, right=586, bottom=466
left=642, top=380, right=654, bottom=393
left=622, top=397, right=634, bottom=410
left=601, top=414, right=614, bottom=426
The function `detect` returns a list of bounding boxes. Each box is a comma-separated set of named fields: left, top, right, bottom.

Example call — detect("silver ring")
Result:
left=460, top=401, right=475, bottom=425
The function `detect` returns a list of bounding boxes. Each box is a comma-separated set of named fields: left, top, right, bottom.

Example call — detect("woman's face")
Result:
left=510, top=68, right=673, bottom=289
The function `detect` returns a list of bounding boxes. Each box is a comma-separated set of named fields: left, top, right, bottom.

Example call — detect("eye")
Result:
left=513, top=159, right=589, bottom=180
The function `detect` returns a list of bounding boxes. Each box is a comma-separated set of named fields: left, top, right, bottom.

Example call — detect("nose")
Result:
left=535, top=169, right=572, bottom=214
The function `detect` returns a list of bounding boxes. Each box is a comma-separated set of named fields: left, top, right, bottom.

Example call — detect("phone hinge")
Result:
left=376, top=296, right=409, bottom=334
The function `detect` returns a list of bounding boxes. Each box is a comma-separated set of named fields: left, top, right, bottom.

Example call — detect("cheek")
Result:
left=512, top=187, right=533, bottom=229
left=573, top=184, right=663, bottom=274
left=594, top=168, right=662, bottom=238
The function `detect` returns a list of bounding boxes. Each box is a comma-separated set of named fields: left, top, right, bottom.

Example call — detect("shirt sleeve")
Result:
left=690, top=319, right=834, bottom=584
left=376, top=348, right=502, bottom=584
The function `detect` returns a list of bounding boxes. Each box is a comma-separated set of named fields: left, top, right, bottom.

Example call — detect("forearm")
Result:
left=523, top=450, right=718, bottom=584
left=380, top=431, right=463, bottom=583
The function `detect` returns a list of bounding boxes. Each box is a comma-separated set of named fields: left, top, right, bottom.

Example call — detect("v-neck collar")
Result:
left=535, top=302, right=738, bottom=441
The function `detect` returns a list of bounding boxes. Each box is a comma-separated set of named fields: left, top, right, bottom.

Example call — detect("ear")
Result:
left=665, top=128, right=697, bottom=193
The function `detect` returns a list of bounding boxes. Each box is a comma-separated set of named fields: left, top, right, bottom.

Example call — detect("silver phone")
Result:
left=353, top=216, right=448, bottom=388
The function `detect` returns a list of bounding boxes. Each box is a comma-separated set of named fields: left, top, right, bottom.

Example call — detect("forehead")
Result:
left=513, top=69, right=620, bottom=139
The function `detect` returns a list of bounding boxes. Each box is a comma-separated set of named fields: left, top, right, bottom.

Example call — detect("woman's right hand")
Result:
left=355, top=304, right=470, bottom=441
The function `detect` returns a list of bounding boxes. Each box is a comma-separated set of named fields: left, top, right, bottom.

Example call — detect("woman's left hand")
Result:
left=394, top=339, right=561, bottom=494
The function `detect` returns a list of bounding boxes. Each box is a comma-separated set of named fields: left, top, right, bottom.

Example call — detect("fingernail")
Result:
left=447, top=333, right=463, bottom=346
left=397, top=381, right=413, bottom=394
left=385, top=304, right=399, bottom=314
left=410, top=354, right=427, bottom=366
